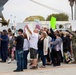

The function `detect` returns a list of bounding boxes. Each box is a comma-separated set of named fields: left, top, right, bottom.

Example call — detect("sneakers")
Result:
left=7, top=59, right=11, bottom=64
left=30, top=66, right=38, bottom=69
left=40, top=65, right=45, bottom=68
left=13, top=69, right=23, bottom=72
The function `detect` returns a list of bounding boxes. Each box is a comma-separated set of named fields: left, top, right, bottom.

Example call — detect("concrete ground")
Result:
left=0, top=61, right=76, bottom=75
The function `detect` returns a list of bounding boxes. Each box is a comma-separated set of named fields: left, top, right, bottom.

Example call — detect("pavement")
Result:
left=0, top=61, right=76, bottom=75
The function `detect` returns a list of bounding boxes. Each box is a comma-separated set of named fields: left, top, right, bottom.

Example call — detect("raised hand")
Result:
left=25, top=25, right=29, bottom=29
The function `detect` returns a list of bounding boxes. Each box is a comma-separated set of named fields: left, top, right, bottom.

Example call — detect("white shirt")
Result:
left=23, top=39, right=29, bottom=51
left=29, top=33, right=38, bottom=50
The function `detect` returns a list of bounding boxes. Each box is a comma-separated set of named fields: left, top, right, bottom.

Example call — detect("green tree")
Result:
left=46, top=13, right=69, bottom=21
left=24, top=16, right=45, bottom=22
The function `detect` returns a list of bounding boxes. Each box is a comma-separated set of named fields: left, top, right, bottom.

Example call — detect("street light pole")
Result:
left=74, top=0, right=76, bottom=20
left=10, top=15, right=12, bottom=23
left=69, top=0, right=74, bottom=20
left=71, top=5, right=73, bottom=20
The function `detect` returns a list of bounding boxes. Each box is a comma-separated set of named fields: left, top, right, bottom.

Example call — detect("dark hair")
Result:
left=8, top=28, right=12, bottom=32
left=13, top=33, right=15, bottom=36
left=56, top=33, right=60, bottom=37
left=18, top=29, right=23, bottom=33
left=3, top=30, right=7, bottom=33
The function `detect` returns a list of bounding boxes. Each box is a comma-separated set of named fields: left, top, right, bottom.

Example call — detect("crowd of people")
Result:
left=0, top=25, right=74, bottom=72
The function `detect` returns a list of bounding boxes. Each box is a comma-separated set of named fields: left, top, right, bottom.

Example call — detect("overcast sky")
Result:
left=3, top=0, right=71, bottom=23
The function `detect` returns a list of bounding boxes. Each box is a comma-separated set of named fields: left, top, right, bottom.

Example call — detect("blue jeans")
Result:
left=38, top=49, right=46, bottom=66
left=1, top=47, right=8, bottom=62
left=16, top=50, right=24, bottom=71
left=0, top=48, right=1, bottom=58
left=23, top=50, right=29, bottom=69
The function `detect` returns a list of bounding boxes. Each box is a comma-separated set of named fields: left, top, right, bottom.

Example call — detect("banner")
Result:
left=50, top=16, right=56, bottom=30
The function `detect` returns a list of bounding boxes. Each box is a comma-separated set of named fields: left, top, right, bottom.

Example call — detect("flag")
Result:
left=50, top=16, right=56, bottom=30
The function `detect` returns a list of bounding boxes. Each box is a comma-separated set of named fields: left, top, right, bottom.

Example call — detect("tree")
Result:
left=24, top=16, right=45, bottom=22
left=46, top=13, right=69, bottom=21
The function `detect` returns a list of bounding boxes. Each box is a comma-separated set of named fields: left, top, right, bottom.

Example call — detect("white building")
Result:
left=0, top=21, right=71, bottom=32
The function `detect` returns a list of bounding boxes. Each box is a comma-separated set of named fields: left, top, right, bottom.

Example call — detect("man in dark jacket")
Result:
left=0, top=30, right=8, bottom=62
left=0, top=31, right=1, bottom=59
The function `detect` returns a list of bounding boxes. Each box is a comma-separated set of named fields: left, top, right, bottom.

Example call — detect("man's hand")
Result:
left=13, top=41, right=17, bottom=44
left=0, top=38, right=2, bottom=40
left=50, top=42, right=53, bottom=44
left=25, top=25, right=29, bottom=29
left=45, top=50, right=48, bottom=55
left=45, top=50, right=48, bottom=53
left=25, top=25, right=32, bottom=35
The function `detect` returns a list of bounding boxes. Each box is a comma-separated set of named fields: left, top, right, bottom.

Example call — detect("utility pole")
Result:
left=69, top=0, right=74, bottom=20
left=74, top=0, right=76, bottom=20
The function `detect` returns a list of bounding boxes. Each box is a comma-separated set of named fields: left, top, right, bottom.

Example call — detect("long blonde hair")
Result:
left=41, top=31, right=47, bottom=39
